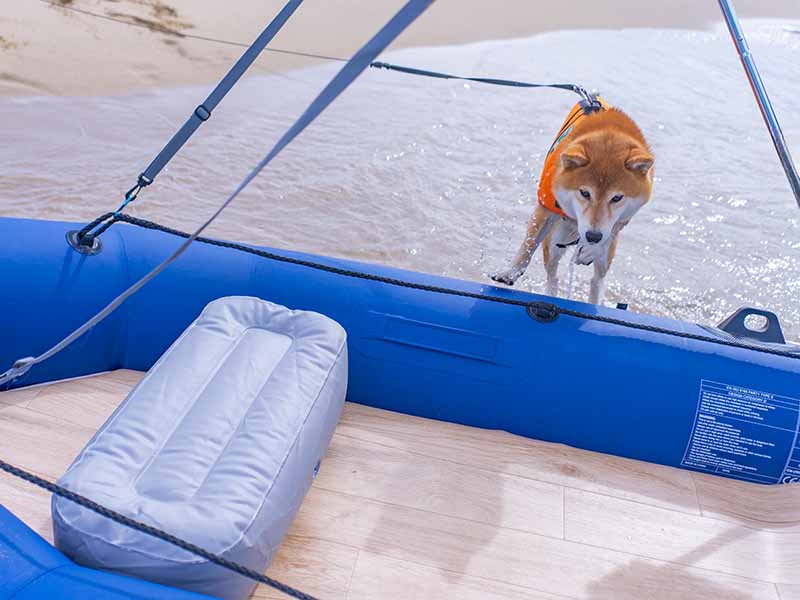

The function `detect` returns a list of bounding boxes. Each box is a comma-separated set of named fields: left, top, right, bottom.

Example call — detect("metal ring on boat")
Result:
left=66, top=230, right=103, bottom=256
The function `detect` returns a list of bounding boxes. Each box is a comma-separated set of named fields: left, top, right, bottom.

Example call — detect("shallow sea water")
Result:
left=2, top=20, right=799, bottom=339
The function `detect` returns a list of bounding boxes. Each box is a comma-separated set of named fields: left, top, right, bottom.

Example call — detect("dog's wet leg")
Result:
left=544, top=239, right=566, bottom=298
left=490, top=207, right=554, bottom=286
left=589, top=268, right=606, bottom=305
left=589, top=237, right=618, bottom=304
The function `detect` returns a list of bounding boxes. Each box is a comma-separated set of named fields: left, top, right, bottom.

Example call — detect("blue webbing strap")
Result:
left=0, top=0, right=435, bottom=389
left=126, top=0, right=304, bottom=206
left=233, top=0, right=434, bottom=195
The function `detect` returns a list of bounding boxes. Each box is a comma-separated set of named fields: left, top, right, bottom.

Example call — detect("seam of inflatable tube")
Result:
left=113, top=226, right=132, bottom=371
left=247, top=251, right=262, bottom=298
left=7, top=564, right=63, bottom=600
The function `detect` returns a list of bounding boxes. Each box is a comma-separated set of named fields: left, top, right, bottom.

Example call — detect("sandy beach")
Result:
left=2, top=0, right=799, bottom=97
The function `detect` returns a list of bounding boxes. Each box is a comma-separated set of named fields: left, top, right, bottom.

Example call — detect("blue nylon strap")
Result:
left=0, top=0, right=434, bottom=389
left=228, top=0, right=435, bottom=200
left=137, top=0, right=304, bottom=187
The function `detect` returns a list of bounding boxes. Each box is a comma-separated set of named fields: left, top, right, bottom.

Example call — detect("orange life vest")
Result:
left=537, top=96, right=609, bottom=218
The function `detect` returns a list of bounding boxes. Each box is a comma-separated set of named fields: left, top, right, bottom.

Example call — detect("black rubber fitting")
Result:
left=718, top=306, right=786, bottom=344
left=527, top=301, right=559, bottom=323
left=66, top=230, right=103, bottom=255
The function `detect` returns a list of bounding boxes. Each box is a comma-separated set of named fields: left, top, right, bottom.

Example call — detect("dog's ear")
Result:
left=625, top=150, right=654, bottom=174
left=560, top=144, right=589, bottom=169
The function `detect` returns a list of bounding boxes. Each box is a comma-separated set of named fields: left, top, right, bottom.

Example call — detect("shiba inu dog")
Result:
left=491, top=103, right=654, bottom=305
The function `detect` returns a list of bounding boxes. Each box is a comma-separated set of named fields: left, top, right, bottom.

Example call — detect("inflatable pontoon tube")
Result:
left=2, top=217, right=800, bottom=486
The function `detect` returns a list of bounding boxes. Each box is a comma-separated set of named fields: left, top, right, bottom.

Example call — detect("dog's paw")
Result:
left=489, top=269, right=522, bottom=286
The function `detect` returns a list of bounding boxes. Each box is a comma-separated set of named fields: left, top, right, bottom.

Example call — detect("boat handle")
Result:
left=718, top=306, right=786, bottom=344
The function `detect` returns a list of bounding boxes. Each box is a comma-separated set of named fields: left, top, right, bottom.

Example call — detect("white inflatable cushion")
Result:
left=53, top=296, right=348, bottom=600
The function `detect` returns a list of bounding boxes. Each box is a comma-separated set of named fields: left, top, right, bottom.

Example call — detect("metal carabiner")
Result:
left=115, top=174, right=152, bottom=216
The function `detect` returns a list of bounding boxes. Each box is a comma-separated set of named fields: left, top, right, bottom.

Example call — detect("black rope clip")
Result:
left=122, top=182, right=142, bottom=206
left=69, top=174, right=153, bottom=255
left=117, top=174, right=152, bottom=215
left=527, top=301, right=560, bottom=323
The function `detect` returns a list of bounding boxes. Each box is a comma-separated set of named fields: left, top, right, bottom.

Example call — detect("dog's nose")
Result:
left=585, top=230, right=603, bottom=244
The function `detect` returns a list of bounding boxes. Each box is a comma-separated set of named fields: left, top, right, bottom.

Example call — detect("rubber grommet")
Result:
left=527, top=301, right=559, bottom=323
left=66, top=230, right=103, bottom=256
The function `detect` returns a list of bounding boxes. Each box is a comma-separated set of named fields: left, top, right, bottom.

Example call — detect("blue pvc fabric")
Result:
left=3, top=216, right=800, bottom=488
left=0, top=504, right=215, bottom=600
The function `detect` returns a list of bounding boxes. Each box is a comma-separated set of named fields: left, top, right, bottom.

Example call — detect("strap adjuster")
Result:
left=194, top=105, right=211, bottom=121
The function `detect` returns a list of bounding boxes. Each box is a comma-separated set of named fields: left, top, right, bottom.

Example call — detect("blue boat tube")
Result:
left=3, top=216, right=800, bottom=486
left=0, top=504, right=215, bottom=600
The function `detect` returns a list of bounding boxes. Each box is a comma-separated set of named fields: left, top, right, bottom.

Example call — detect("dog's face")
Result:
left=553, top=131, right=654, bottom=265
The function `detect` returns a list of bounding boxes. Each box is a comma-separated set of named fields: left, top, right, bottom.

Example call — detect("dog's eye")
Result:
left=611, top=194, right=624, bottom=204
left=579, top=189, right=591, bottom=199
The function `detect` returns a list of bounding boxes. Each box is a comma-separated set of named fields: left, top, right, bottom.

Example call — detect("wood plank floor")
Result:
left=2, top=370, right=800, bottom=599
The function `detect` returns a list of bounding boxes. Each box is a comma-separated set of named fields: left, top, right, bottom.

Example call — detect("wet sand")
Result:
left=1, top=0, right=798, bottom=97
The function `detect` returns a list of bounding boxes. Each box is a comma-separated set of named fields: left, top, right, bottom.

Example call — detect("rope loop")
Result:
left=76, top=212, right=115, bottom=245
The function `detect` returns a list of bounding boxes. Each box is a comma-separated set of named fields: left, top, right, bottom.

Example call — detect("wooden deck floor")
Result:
left=2, top=370, right=800, bottom=600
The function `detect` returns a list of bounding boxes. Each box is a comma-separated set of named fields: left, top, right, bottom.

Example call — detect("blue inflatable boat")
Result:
left=3, top=209, right=800, bottom=598
left=2, top=0, right=800, bottom=598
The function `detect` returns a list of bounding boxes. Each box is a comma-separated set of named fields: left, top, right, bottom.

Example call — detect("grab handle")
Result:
left=718, top=307, right=786, bottom=344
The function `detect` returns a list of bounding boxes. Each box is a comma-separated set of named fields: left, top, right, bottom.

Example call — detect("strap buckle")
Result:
left=575, top=87, right=603, bottom=113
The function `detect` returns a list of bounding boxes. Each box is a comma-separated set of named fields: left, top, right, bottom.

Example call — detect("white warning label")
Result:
left=681, top=380, right=800, bottom=484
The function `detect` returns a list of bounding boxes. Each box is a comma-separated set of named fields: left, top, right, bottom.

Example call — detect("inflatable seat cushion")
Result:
left=52, top=296, right=348, bottom=600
